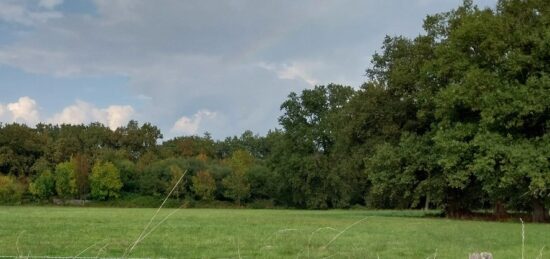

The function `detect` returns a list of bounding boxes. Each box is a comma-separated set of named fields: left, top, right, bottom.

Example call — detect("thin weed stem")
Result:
left=122, top=170, right=187, bottom=258
left=307, top=227, right=336, bottom=258
left=73, top=240, right=106, bottom=258
left=94, top=243, right=110, bottom=258
left=133, top=205, right=184, bottom=245
left=236, top=238, right=241, bottom=259
left=520, top=218, right=525, bottom=259
left=323, top=217, right=368, bottom=249
left=16, top=230, right=26, bottom=258
left=536, top=246, right=545, bottom=259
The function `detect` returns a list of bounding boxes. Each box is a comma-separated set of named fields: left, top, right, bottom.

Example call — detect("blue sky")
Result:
left=0, top=0, right=497, bottom=139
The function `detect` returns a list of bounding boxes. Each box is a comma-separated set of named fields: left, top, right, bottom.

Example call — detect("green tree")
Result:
left=270, top=84, right=355, bottom=208
left=137, top=158, right=193, bottom=196
left=192, top=170, right=216, bottom=201
left=333, top=84, right=416, bottom=206
left=113, top=159, right=138, bottom=193
left=54, top=161, right=77, bottom=199
left=90, top=161, right=123, bottom=200
left=222, top=150, right=253, bottom=206
left=50, top=124, right=85, bottom=164
left=71, top=153, right=90, bottom=199
left=0, top=123, right=46, bottom=177
left=366, top=133, right=444, bottom=209
left=168, top=165, right=186, bottom=199
left=428, top=0, right=550, bottom=221
left=115, top=121, right=162, bottom=160
left=247, top=164, right=277, bottom=200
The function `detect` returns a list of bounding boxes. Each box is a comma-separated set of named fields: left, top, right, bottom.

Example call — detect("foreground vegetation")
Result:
left=0, top=0, right=549, bottom=221
left=0, top=207, right=548, bottom=258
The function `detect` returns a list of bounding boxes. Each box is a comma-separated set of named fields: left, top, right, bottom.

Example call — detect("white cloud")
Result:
left=258, top=61, right=321, bottom=86
left=0, top=104, right=6, bottom=123
left=104, top=105, right=135, bottom=130
left=7, top=96, right=40, bottom=125
left=48, top=100, right=134, bottom=130
left=0, top=97, right=134, bottom=129
left=171, top=110, right=217, bottom=135
left=48, top=100, right=91, bottom=125
left=277, top=64, right=318, bottom=86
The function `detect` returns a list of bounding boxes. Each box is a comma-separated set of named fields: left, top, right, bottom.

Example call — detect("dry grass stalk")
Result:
left=122, top=170, right=187, bottom=258
left=236, top=238, right=242, bottom=259
left=16, top=231, right=25, bottom=258
left=519, top=218, right=525, bottom=259
left=536, top=246, right=545, bottom=259
left=307, top=227, right=336, bottom=258
left=72, top=239, right=106, bottom=258
left=323, top=217, right=368, bottom=249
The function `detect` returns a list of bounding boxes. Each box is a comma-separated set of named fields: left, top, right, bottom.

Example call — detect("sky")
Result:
left=0, top=0, right=497, bottom=140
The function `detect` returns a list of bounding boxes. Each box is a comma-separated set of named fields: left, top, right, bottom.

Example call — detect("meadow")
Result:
left=0, top=207, right=548, bottom=258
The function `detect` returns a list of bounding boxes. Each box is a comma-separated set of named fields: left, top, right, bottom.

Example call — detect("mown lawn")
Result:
left=0, top=206, right=548, bottom=258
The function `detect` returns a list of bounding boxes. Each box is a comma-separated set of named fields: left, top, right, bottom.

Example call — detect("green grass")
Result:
left=0, top=207, right=548, bottom=258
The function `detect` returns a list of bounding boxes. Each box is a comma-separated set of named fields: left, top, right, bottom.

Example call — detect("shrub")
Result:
left=29, top=170, right=55, bottom=200
left=0, top=175, right=24, bottom=204
left=247, top=199, right=275, bottom=209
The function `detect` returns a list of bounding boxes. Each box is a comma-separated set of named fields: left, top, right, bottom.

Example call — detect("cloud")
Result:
left=171, top=110, right=217, bottom=135
left=258, top=61, right=321, bottom=86
left=0, top=1, right=62, bottom=26
left=48, top=100, right=134, bottom=130
left=0, top=104, right=5, bottom=122
left=0, top=0, right=500, bottom=138
left=135, top=94, right=152, bottom=101
left=47, top=101, right=99, bottom=125
left=103, top=105, right=135, bottom=130
left=7, top=96, right=40, bottom=125
left=38, top=0, right=63, bottom=9
left=0, top=96, right=135, bottom=129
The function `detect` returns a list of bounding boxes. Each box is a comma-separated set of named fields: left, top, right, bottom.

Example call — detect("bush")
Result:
left=0, top=175, right=24, bottom=204
left=247, top=199, right=275, bottom=209
left=89, top=194, right=180, bottom=208
left=29, top=170, right=55, bottom=200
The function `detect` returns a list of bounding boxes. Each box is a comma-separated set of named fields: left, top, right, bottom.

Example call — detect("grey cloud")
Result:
left=0, top=0, right=497, bottom=138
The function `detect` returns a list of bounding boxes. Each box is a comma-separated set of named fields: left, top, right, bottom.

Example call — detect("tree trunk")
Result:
left=493, top=200, right=507, bottom=219
left=532, top=200, right=549, bottom=223
left=445, top=201, right=470, bottom=218
left=424, top=193, right=430, bottom=210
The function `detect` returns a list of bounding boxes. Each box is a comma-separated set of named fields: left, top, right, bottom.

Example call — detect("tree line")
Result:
left=0, top=0, right=548, bottom=222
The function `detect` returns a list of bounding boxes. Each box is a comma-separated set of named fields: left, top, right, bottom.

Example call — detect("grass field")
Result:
left=0, top=207, right=548, bottom=258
